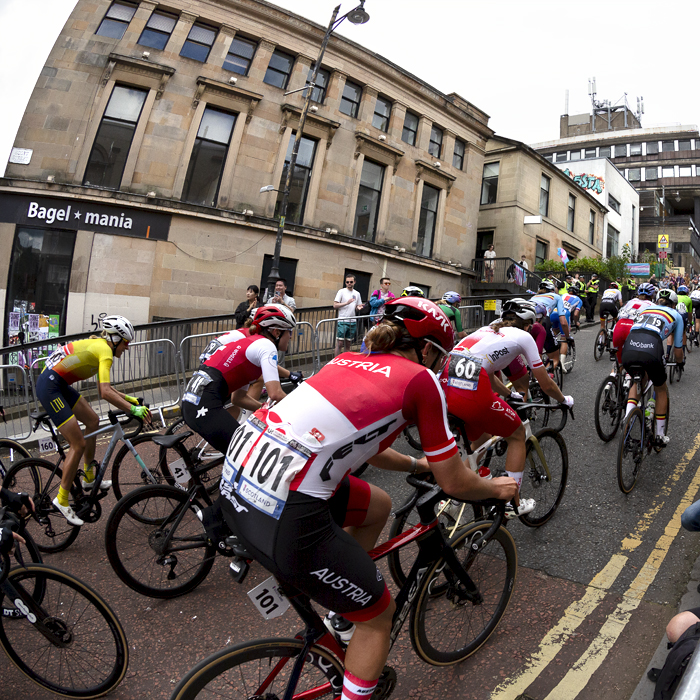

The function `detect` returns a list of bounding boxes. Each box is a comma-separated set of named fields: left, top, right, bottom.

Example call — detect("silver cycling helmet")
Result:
left=501, top=298, right=537, bottom=324
left=101, top=315, right=135, bottom=343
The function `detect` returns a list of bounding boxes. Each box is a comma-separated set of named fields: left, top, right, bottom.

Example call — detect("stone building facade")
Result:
left=475, top=136, right=606, bottom=272
left=0, top=0, right=493, bottom=341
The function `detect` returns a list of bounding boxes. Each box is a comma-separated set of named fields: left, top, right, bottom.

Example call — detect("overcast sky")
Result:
left=2, top=0, right=698, bottom=177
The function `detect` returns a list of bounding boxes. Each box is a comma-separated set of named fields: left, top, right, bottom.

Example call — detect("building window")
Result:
left=584, top=148, right=597, bottom=159
left=402, top=111, right=419, bottom=146
left=353, top=159, right=384, bottom=242
left=543, top=153, right=554, bottom=162
left=662, top=140, right=675, bottom=152
left=340, top=79, right=362, bottom=118
left=428, top=125, right=443, bottom=158
left=83, top=85, right=147, bottom=190
left=613, top=144, right=626, bottom=158
left=555, top=152, right=568, bottom=162
left=5, top=228, right=76, bottom=346
left=539, top=174, right=550, bottom=217
left=372, top=96, right=392, bottom=132
left=569, top=150, right=581, bottom=161
left=630, top=142, right=642, bottom=156
left=96, top=1, right=137, bottom=39
left=589, top=210, right=595, bottom=244
left=180, top=23, right=217, bottom=62
left=662, top=166, right=674, bottom=178
left=536, top=239, right=548, bottom=266
left=260, top=255, right=298, bottom=297
left=674, top=242, right=691, bottom=253
left=646, top=141, right=659, bottom=154
left=223, top=36, right=257, bottom=75
left=679, top=139, right=692, bottom=151
left=264, top=49, right=295, bottom=89
left=138, top=10, right=177, bottom=50
left=274, top=135, right=317, bottom=224
left=476, top=230, right=493, bottom=260
left=417, top=183, right=439, bottom=257
left=680, top=165, right=692, bottom=177
left=309, top=67, right=330, bottom=104
left=453, top=139, right=466, bottom=170
left=606, top=224, right=620, bottom=257
left=628, top=168, right=641, bottom=182
left=182, top=108, right=237, bottom=206
left=599, top=146, right=611, bottom=158
left=645, top=166, right=658, bottom=180
left=609, top=194, right=621, bottom=214
left=480, top=162, right=499, bottom=205
left=567, top=194, right=576, bottom=232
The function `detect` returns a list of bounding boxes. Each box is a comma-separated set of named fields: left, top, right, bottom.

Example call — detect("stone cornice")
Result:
left=280, top=104, right=340, bottom=144
left=193, top=77, right=263, bottom=122
left=354, top=131, right=404, bottom=173
left=103, top=53, right=175, bottom=98
left=415, top=159, right=456, bottom=193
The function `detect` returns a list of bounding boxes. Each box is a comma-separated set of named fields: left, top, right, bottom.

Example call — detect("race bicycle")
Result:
left=594, top=348, right=628, bottom=442
left=169, top=483, right=517, bottom=700
left=594, top=316, right=615, bottom=361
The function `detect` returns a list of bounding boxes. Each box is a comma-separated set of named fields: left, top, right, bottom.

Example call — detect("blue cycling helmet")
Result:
left=442, top=291, right=461, bottom=305
left=678, top=285, right=689, bottom=294
left=637, top=283, right=656, bottom=298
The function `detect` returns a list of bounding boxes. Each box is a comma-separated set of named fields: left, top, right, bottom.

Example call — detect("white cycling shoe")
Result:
left=505, top=498, right=536, bottom=520
left=81, top=477, right=112, bottom=491
left=52, top=497, right=84, bottom=526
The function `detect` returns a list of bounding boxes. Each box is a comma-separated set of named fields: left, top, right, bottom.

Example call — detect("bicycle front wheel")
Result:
left=164, top=419, right=223, bottom=495
left=105, top=484, right=216, bottom=598
left=2, top=458, right=80, bottom=553
left=617, top=408, right=644, bottom=493
left=519, top=429, right=568, bottom=527
left=0, top=438, right=31, bottom=476
left=594, top=376, right=623, bottom=442
left=2, top=532, right=44, bottom=618
left=594, top=330, right=606, bottom=361
left=410, top=520, right=517, bottom=665
left=170, top=638, right=344, bottom=700
left=0, top=563, right=128, bottom=698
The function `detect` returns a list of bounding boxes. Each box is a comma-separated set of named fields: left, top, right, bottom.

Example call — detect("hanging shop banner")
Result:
left=0, top=192, right=171, bottom=240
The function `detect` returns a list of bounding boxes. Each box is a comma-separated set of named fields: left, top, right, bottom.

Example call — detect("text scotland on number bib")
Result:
left=221, top=414, right=313, bottom=519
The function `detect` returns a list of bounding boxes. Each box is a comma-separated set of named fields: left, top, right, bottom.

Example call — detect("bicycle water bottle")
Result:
left=478, top=466, right=492, bottom=480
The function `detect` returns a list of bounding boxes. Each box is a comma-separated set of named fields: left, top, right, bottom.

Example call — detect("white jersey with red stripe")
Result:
left=220, top=352, right=457, bottom=513
left=203, top=333, right=279, bottom=392
left=460, top=324, right=543, bottom=375
left=618, top=298, right=654, bottom=322
left=198, top=330, right=246, bottom=364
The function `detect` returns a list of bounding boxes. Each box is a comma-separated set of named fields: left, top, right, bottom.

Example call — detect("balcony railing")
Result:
left=470, top=257, right=541, bottom=290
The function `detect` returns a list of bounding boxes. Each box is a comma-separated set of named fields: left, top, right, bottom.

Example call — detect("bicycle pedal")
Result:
left=228, top=557, right=250, bottom=584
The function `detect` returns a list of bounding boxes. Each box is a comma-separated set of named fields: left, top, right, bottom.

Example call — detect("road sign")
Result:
left=659, top=250, right=667, bottom=259
left=658, top=234, right=670, bottom=249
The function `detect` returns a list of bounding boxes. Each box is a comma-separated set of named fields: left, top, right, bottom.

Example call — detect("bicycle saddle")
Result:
left=152, top=432, right=193, bottom=448
left=30, top=410, right=49, bottom=423
left=626, top=364, right=645, bottom=380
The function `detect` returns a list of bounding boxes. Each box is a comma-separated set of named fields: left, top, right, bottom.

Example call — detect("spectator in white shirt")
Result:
left=484, top=244, right=497, bottom=283
left=263, top=278, right=296, bottom=310
left=333, top=274, right=364, bottom=356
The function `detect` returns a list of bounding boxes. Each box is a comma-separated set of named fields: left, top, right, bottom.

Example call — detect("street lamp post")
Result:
left=264, top=2, right=370, bottom=300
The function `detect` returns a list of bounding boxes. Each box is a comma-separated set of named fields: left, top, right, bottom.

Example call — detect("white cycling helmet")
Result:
left=539, top=279, right=556, bottom=292
left=501, top=298, right=537, bottom=324
left=101, top=315, right=135, bottom=343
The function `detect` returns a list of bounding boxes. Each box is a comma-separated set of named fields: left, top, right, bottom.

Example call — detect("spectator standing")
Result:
left=333, top=274, right=364, bottom=356
left=368, top=277, right=396, bottom=323
left=484, top=244, right=496, bottom=282
left=234, top=285, right=261, bottom=329
left=585, top=274, right=599, bottom=322
left=649, top=272, right=658, bottom=288
left=263, top=278, right=296, bottom=310
left=519, top=254, right=529, bottom=286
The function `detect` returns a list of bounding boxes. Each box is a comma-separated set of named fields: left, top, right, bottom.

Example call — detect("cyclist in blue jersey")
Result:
left=531, top=279, right=571, bottom=371
left=620, top=288, right=684, bottom=448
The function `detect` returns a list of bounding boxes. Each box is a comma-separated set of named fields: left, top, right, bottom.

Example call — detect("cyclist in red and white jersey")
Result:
left=441, top=299, right=572, bottom=517
left=219, top=297, right=518, bottom=700
left=182, top=304, right=295, bottom=454
left=612, top=283, right=656, bottom=363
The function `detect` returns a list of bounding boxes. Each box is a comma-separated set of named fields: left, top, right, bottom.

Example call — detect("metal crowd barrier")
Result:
left=314, top=313, right=375, bottom=371
left=0, top=364, right=33, bottom=440
left=672, top=641, right=700, bottom=699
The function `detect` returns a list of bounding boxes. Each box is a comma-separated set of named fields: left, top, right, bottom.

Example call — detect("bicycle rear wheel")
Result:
left=105, top=484, right=216, bottom=598
left=518, top=429, right=568, bottom=527
left=410, top=520, right=517, bottom=665
left=0, top=563, right=128, bottom=697
left=617, top=408, right=644, bottom=493
left=2, top=458, right=80, bottom=553
left=594, top=330, right=606, bottom=361
left=170, top=638, right=344, bottom=700
left=0, top=438, right=31, bottom=477
left=594, top=375, right=623, bottom=442
left=2, top=533, right=44, bottom=618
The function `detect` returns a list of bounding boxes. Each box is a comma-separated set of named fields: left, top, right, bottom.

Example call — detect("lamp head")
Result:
left=347, top=2, right=370, bottom=24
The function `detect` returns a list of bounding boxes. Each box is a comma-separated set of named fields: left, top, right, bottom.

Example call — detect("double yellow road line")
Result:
left=491, top=432, right=700, bottom=700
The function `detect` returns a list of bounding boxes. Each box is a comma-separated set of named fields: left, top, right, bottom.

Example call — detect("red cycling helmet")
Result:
left=382, top=297, right=455, bottom=355
left=253, top=303, right=297, bottom=330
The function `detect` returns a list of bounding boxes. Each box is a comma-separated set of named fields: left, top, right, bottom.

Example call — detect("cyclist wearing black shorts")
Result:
left=599, top=282, right=622, bottom=329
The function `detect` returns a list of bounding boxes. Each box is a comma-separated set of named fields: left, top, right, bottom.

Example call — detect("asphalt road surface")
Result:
left=3, top=325, right=700, bottom=700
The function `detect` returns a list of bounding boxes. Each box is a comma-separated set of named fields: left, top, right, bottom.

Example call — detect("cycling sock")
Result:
left=655, top=414, right=667, bottom=437
left=57, top=485, right=70, bottom=508
left=625, top=398, right=638, bottom=418
left=560, top=353, right=567, bottom=366
left=506, top=471, right=523, bottom=490
left=341, top=670, right=378, bottom=700
left=83, top=462, right=95, bottom=483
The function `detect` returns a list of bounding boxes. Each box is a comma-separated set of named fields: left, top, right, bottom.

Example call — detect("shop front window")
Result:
left=5, top=227, right=76, bottom=353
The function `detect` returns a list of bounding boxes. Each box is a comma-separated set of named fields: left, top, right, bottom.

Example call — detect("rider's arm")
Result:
left=559, top=314, right=571, bottom=338
left=489, top=372, right=511, bottom=398
left=98, top=383, right=137, bottom=413
left=95, top=342, right=134, bottom=412
left=367, top=447, right=427, bottom=472
left=431, top=453, right=519, bottom=504
left=531, top=365, right=565, bottom=402
left=250, top=339, right=288, bottom=403
left=230, top=387, right=263, bottom=412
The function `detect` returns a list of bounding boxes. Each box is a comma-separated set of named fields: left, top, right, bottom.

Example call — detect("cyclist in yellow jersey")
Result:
left=35, top=315, right=150, bottom=525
